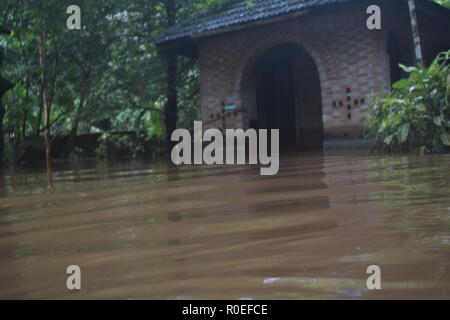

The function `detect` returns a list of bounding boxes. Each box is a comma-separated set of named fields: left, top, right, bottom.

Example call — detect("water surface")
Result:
left=0, top=152, right=449, bottom=299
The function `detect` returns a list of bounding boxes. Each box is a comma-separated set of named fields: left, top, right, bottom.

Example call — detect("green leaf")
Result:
left=384, top=134, right=395, bottom=145
left=441, top=132, right=450, bottom=146
left=397, top=123, right=410, bottom=143
left=392, top=79, right=409, bottom=90
left=399, top=64, right=417, bottom=73
left=433, top=116, right=443, bottom=127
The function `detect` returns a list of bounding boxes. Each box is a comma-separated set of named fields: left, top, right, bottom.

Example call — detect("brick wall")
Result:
left=196, top=1, right=441, bottom=141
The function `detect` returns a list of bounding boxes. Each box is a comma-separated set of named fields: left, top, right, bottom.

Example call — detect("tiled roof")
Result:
left=154, top=0, right=351, bottom=44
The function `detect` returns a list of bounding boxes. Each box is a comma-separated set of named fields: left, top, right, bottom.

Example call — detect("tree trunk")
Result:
left=164, top=0, right=178, bottom=158
left=164, top=52, right=178, bottom=157
left=65, top=111, right=81, bottom=158
left=0, top=100, right=5, bottom=163
left=0, top=27, right=13, bottom=164
left=0, top=65, right=14, bottom=164
left=408, top=0, right=423, bottom=64
left=39, top=26, right=52, bottom=164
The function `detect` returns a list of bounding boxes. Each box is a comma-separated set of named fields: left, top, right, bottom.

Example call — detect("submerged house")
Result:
left=155, top=0, right=450, bottom=150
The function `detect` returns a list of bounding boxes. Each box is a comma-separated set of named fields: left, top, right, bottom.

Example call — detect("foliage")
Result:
left=368, top=51, right=450, bottom=154
left=435, top=0, right=450, bottom=8
left=0, top=0, right=239, bottom=163
left=94, top=131, right=163, bottom=159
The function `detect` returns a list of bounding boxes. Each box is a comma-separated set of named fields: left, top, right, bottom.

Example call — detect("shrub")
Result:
left=368, top=51, right=450, bottom=153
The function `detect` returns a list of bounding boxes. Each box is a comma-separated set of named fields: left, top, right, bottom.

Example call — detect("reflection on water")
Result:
left=0, top=153, right=449, bottom=299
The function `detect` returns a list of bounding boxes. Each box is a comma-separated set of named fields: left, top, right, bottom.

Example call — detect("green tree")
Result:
left=0, top=0, right=258, bottom=163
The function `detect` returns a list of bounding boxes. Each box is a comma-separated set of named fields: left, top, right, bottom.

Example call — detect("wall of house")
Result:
left=196, top=1, right=448, bottom=142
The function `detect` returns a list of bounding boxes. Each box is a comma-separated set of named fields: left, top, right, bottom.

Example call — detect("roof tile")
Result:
left=155, top=0, right=351, bottom=44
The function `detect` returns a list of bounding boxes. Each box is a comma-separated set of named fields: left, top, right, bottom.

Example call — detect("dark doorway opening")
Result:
left=424, top=41, right=450, bottom=66
left=387, top=32, right=405, bottom=85
left=253, top=44, right=323, bottom=151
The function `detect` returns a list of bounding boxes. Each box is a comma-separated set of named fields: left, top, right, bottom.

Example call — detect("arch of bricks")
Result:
left=235, top=23, right=338, bottom=97
left=232, top=22, right=338, bottom=129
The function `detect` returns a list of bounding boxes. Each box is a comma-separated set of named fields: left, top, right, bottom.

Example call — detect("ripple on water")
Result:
left=0, top=153, right=449, bottom=299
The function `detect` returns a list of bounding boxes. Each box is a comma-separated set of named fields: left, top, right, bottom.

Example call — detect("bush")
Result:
left=368, top=51, right=450, bottom=153
left=94, top=132, right=163, bottom=159
left=95, top=133, right=137, bottom=159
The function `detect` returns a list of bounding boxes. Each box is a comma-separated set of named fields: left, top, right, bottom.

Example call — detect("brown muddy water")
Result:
left=0, top=152, right=449, bottom=300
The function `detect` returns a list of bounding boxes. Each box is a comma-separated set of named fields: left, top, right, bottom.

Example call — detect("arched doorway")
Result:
left=250, top=43, right=323, bottom=151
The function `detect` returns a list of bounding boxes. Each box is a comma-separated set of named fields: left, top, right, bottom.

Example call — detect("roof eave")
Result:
left=155, top=0, right=450, bottom=54
left=155, top=6, right=314, bottom=53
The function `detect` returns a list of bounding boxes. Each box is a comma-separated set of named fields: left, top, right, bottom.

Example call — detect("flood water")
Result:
left=0, top=152, right=449, bottom=300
